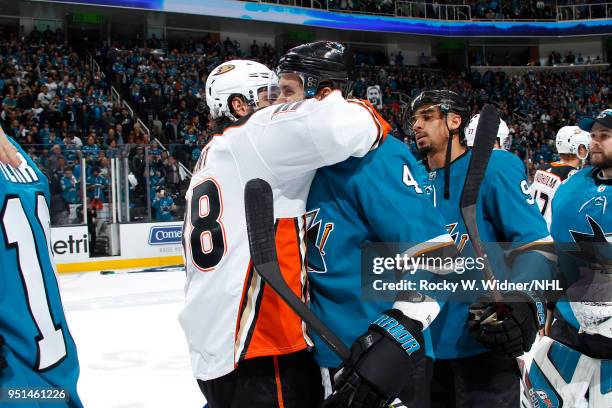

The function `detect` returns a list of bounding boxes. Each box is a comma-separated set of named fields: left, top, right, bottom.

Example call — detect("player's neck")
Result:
left=427, top=144, right=467, bottom=170
left=559, top=155, right=579, bottom=168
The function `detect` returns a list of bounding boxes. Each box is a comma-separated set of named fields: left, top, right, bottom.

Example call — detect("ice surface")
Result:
left=59, top=268, right=206, bottom=408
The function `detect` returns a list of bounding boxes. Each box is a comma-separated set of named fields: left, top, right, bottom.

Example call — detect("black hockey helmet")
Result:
left=409, top=90, right=470, bottom=135
left=277, top=41, right=351, bottom=98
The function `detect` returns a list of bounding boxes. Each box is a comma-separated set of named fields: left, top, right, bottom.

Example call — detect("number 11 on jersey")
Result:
left=1, top=193, right=67, bottom=371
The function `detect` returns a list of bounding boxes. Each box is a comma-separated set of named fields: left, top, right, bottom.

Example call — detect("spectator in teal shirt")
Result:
left=61, top=167, right=79, bottom=204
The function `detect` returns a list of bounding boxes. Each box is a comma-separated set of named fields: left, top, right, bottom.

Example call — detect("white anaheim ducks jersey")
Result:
left=531, top=162, right=578, bottom=229
left=179, top=91, right=389, bottom=381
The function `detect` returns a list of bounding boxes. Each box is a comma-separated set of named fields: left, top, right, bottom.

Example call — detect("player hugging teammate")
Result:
left=179, top=43, right=398, bottom=408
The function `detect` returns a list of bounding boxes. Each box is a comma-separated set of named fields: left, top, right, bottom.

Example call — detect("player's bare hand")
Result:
left=0, top=128, right=21, bottom=168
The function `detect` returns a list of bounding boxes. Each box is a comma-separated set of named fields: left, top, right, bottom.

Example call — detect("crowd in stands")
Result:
left=243, top=0, right=612, bottom=21
left=0, top=29, right=187, bottom=227
left=1, top=29, right=610, bottom=229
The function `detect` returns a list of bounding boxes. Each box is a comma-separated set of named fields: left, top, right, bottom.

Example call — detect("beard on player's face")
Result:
left=592, top=154, right=612, bottom=169
left=418, top=144, right=433, bottom=156
left=417, top=131, right=448, bottom=158
left=589, top=124, right=612, bottom=169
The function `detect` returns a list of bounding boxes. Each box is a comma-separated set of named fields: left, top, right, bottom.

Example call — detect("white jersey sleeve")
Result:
left=245, top=91, right=388, bottom=182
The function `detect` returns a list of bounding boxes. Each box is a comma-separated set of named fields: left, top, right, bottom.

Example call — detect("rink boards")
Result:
left=51, top=221, right=184, bottom=273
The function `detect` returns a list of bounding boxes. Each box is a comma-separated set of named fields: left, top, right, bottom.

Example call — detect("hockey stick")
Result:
left=459, top=104, right=504, bottom=308
left=459, top=104, right=537, bottom=408
left=244, top=178, right=351, bottom=362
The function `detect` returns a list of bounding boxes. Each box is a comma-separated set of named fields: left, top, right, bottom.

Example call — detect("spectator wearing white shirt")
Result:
left=37, top=85, right=52, bottom=107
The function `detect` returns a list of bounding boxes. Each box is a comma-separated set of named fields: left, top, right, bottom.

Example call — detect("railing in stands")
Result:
left=470, top=63, right=610, bottom=75
left=122, top=100, right=134, bottom=118
left=245, top=0, right=612, bottom=22
left=111, top=86, right=121, bottom=105
left=93, top=59, right=103, bottom=77
left=137, top=118, right=150, bottom=136
left=395, top=1, right=471, bottom=20
left=153, top=137, right=193, bottom=178
left=250, top=0, right=324, bottom=8
left=557, top=2, right=612, bottom=21
left=101, top=67, right=195, bottom=179
left=86, top=51, right=105, bottom=79
left=111, top=89, right=194, bottom=179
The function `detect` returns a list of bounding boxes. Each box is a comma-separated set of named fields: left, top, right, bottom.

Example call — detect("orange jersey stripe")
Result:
left=239, top=218, right=307, bottom=360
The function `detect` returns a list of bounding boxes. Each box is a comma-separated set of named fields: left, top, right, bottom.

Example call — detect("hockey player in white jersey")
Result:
left=179, top=45, right=389, bottom=408
left=524, top=109, right=611, bottom=408
left=531, top=126, right=590, bottom=228
left=465, top=113, right=511, bottom=150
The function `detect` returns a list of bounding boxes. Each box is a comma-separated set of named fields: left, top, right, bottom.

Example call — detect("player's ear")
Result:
left=314, top=86, right=333, bottom=101
left=230, top=96, right=249, bottom=117
left=447, top=113, right=462, bottom=132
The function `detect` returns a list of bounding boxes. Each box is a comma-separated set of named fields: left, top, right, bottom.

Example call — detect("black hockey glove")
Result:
left=322, top=309, right=424, bottom=408
left=468, top=291, right=546, bottom=358
left=0, top=333, right=7, bottom=378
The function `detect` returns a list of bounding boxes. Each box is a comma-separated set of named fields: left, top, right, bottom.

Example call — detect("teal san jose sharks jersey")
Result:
left=306, top=136, right=452, bottom=368
left=550, top=166, right=612, bottom=346
left=422, top=149, right=554, bottom=359
left=0, top=138, right=83, bottom=407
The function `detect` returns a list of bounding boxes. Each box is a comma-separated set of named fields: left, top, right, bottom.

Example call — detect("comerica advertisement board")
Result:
left=36, top=0, right=612, bottom=37
left=50, top=222, right=184, bottom=271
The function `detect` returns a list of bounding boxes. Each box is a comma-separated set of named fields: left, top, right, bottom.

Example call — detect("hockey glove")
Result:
left=0, top=334, right=7, bottom=377
left=322, top=309, right=424, bottom=408
left=468, top=291, right=546, bottom=358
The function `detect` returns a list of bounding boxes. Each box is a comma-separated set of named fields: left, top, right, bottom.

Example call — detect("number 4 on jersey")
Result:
left=403, top=164, right=423, bottom=194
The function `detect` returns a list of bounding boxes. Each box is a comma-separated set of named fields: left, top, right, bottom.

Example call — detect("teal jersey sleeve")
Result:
left=482, top=150, right=554, bottom=283
left=0, top=138, right=83, bottom=407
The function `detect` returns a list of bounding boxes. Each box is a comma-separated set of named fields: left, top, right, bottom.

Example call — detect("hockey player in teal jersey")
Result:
left=0, top=130, right=83, bottom=408
left=275, top=45, right=457, bottom=407
left=409, top=91, right=555, bottom=407
left=525, top=109, right=612, bottom=408
left=306, top=135, right=457, bottom=408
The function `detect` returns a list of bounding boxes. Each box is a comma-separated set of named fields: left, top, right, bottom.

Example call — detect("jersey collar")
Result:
left=591, top=167, right=612, bottom=186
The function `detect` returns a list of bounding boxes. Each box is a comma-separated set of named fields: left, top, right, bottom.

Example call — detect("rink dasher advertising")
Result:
left=50, top=225, right=90, bottom=263
left=120, top=222, right=184, bottom=257
left=50, top=222, right=185, bottom=272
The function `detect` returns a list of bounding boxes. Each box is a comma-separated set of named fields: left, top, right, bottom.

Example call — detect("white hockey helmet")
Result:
left=555, top=126, right=590, bottom=158
left=465, top=114, right=511, bottom=150
left=206, top=60, right=277, bottom=121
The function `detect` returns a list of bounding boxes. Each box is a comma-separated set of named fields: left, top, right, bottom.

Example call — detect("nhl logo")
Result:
left=429, top=171, right=437, bottom=181
left=598, top=185, right=605, bottom=192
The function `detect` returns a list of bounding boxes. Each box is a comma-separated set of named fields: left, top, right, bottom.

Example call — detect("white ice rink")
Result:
left=59, top=268, right=206, bottom=408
